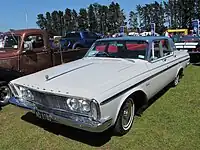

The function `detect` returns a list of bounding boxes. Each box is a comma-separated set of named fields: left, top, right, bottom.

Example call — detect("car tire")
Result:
left=0, top=82, right=12, bottom=106
left=172, top=73, right=180, bottom=87
left=113, top=97, right=135, bottom=136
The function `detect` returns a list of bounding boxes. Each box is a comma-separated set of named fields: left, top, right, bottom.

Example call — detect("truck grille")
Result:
left=31, top=90, right=69, bottom=111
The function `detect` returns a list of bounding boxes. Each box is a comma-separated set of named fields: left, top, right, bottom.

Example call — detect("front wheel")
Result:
left=0, top=82, right=12, bottom=106
left=113, top=97, right=135, bottom=136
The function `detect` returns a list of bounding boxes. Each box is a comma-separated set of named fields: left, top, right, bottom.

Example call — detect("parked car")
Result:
left=0, top=29, right=88, bottom=106
left=9, top=36, right=189, bottom=135
left=60, top=31, right=101, bottom=50
left=174, top=35, right=200, bottom=63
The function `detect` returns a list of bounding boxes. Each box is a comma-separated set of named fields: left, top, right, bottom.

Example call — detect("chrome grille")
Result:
left=31, top=90, right=69, bottom=110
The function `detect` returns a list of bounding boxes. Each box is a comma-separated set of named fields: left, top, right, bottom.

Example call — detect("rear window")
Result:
left=83, top=32, right=98, bottom=39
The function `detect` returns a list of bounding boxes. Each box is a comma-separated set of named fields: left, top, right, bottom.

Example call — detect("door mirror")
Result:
left=23, top=41, right=33, bottom=52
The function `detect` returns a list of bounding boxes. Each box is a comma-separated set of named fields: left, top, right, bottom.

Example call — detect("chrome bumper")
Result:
left=33, top=109, right=112, bottom=133
left=9, top=97, right=112, bottom=133
left=9, top=97, right=35, bottom=110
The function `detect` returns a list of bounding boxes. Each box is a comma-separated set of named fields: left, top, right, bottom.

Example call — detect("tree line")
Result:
left=36, top=0, right=200, bottom=36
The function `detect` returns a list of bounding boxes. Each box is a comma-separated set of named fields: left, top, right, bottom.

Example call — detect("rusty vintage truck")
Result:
left=0, top=29, right=88, bottom=105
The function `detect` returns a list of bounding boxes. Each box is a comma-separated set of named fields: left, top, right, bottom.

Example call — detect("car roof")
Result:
left=97, top=36, right=171, bottom=42
left=4, top=29, right=44, bottom=35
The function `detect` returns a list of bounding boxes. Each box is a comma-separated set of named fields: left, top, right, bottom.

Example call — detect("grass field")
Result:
left=0, top=65, right=200, bottom=150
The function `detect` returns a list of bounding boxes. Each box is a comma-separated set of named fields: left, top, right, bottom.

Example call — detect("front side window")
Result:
left=24, top=34, right=44, bottom=50
left=85, top=40, right=148, bottom=60
left=162, top=39, right=173, bottom=56
left=150, top=39, right=173, bottom=61
left=150, top=40, right=163, bottom=60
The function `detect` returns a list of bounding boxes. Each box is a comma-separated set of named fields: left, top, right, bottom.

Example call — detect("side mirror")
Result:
left=23, top=42, right=33, bottom=53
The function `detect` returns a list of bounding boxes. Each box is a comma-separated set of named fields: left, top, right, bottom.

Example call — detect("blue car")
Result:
left=60, top=31, right=101, bottom=50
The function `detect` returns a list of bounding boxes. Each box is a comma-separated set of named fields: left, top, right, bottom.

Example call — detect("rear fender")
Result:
left=72, top=42, right=84, bottom=49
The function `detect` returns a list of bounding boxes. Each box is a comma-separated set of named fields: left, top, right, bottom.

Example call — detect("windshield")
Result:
left=0, top=34, right=21, bottom=50
left=85, top=40, right=148, bottom=60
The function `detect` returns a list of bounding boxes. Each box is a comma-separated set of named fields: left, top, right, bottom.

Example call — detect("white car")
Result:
left=9, top=36, right=190, bottom=135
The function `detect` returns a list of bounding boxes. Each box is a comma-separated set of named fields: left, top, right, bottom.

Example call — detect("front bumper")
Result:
left=33, top=109, right=112, bottom=133
left=9, top=97, right=35, bottom=110
left=9, top=97, right=112, bottom=133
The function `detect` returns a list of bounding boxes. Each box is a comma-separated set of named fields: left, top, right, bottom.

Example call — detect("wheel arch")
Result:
left=72, top=42, right=84, bottom=49
left=113, top=88, right=148, bottom=124
left=176, top=66, right=184, bottom=77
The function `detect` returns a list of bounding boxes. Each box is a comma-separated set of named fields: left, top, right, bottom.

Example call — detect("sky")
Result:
left=0, top=0, right=163, bottom=31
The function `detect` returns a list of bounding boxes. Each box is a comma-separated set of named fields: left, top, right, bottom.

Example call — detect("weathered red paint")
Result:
left=0, top=29, right=88, bottom=81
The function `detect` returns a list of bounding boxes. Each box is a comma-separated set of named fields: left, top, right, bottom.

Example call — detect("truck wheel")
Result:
left=113, top=97, right=135, bottom=136
left=0, top=82, right=12, bottom=106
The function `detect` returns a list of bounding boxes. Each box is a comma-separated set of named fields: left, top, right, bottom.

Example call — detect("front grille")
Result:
left=31, top=90, right=69, bottom=111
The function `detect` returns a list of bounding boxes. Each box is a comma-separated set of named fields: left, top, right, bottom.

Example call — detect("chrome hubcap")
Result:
left=122, top=99, right=134, bottom=130
left=175, top=75, right=179, bottom=85
left=0, top=86, right=12, bottom=103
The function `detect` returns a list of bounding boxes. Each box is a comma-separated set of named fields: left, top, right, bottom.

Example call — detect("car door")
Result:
left=161, top=39, right=177, bottom=84
left=145, top=40, right=170, bottom=98
left=20, top=34, right=52, bottom=75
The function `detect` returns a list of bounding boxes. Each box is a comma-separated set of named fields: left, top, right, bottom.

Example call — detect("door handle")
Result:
left=163, top=58, right=166, bottom=61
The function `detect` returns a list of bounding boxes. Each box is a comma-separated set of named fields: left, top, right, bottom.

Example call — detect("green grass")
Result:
left=1, top=65, right=200, bottom=150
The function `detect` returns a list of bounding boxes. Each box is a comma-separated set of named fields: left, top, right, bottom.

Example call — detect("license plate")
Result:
left=35, top=110, right=53, bottom=121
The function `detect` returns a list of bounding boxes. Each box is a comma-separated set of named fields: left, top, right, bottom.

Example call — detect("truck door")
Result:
left=20, top=34, right=52, bottom=75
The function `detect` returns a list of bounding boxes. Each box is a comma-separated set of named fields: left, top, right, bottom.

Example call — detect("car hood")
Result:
left=12, top=57, right=148, bottom=100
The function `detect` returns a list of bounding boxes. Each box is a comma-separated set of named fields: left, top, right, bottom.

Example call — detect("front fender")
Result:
left=113, top=87, right=147, bottom=123
left=100, top=86, right=148, bottom=126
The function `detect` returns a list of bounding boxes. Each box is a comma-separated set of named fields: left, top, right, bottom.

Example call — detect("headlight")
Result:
left=80, top=100, right=90, bottom=112
left=67, top=98, right=91, bottom=112
left=18, top=86, right=34, bottom=101
left=67, top=98, right=79, bottom=111
left=90, top=100, right=100, bottom=121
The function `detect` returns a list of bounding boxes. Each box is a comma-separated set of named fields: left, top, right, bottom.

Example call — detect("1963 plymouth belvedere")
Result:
left=9, top=36, right=190, bottom=135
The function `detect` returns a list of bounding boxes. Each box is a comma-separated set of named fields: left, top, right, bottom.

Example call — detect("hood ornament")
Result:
left=45, top=75, right=49, bottom=81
